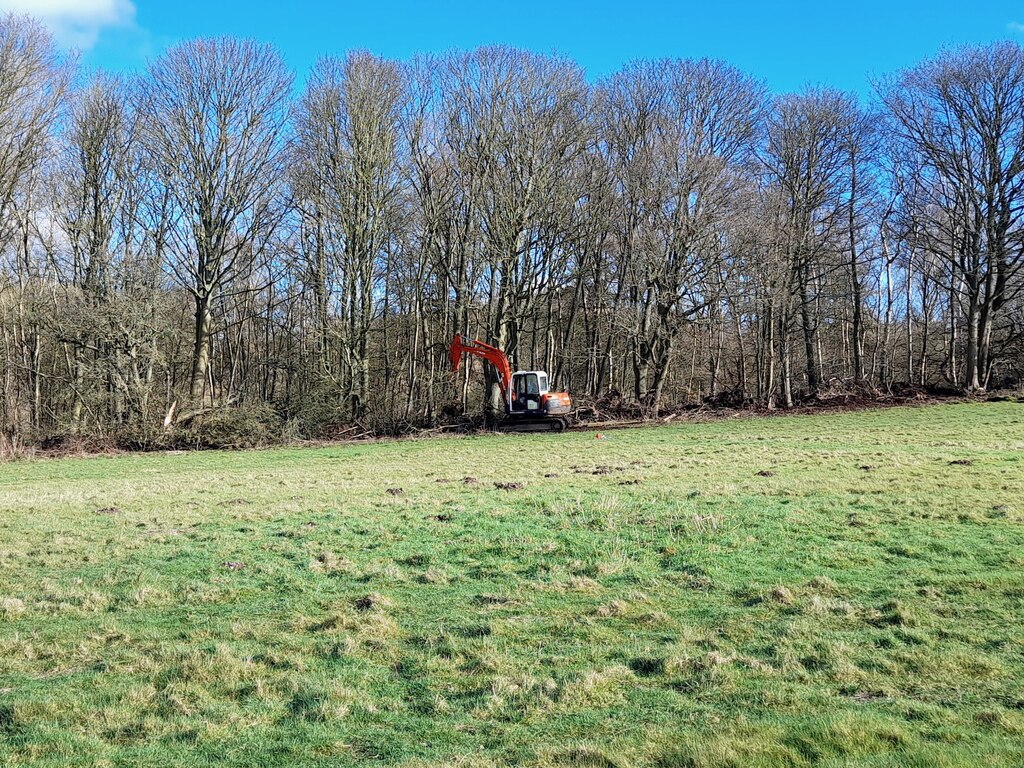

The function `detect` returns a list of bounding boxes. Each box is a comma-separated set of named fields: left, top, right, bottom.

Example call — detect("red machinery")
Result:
left=449, top=334, right=573, bottom=431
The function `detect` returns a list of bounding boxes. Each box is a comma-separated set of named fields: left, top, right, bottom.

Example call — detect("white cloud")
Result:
left=0, top=0, right=136, bottom=49
left=1009, top=21, right=1024, bottom=34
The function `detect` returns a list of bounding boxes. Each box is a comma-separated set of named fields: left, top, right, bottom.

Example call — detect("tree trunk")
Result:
left=191, top=294, right=213, bottom=402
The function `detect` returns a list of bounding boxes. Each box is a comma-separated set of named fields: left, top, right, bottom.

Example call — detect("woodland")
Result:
left=0, top=14, right=1021, bottom=444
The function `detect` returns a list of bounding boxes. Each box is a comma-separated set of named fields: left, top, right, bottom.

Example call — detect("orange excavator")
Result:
left=449, top=334, right=573, bottom=431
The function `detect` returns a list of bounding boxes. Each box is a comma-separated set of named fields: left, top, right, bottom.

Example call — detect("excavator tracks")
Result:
left=496, top=416, right=569, bottom=433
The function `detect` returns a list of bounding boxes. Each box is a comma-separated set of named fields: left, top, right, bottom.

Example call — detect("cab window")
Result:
left=515, top=374, right=539, bottom=397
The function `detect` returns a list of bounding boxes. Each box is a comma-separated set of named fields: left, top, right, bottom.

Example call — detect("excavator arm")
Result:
left=449, top=334, right=513, bottom=404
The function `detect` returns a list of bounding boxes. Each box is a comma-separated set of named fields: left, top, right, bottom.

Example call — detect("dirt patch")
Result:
left=628, top=657, right=665, bottom=677
left=96, top=506, right=122, bottom=515
left=870, top=600, right=916, bottom=627
left=427, top=513, right=453, bottom=523
left=494, top=482, right=524, bottom=491
left=354, top=593, right=390, bottom=611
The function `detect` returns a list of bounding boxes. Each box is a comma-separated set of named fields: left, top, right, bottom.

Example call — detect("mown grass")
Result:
left=0, top=402, right=1022, bottom=767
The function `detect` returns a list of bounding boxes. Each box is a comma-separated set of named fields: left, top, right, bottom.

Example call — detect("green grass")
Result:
left=1, top=402, right=1023, bottom=767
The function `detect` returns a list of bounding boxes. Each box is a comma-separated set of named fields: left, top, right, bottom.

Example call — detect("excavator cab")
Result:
left=511, top=371, right=547, bottom=413
left=511, top=370, right=572, bottom=423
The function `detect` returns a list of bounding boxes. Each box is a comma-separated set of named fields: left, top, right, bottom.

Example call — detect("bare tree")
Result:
left=0, top=14, right=70, bottom=249
left=759, top=89, right=862, bottom=403
left=141, top=37, right=292, bottom=403
left=600, top=59, right=764, bottom=411
left=0, top=14, right=71, bottom=433
left=881, top=42, right=1024, bottom=390
left=48, top=74, right=172, bottom=432
left=293, top=51, right=405, bottom=418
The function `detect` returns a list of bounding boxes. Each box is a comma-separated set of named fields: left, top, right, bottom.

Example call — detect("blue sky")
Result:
left=4, top=0, right=1024, bottom=95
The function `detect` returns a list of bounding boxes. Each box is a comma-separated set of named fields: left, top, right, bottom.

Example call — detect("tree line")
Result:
left=0, top=13, right=1021, bottom=444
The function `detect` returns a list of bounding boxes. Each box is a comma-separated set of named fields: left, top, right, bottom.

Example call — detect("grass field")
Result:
left=0, top=403, right=1023, bottom=767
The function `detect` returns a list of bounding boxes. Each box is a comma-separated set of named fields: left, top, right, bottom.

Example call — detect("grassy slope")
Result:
left=0, top=402, right=1022, bottom=767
